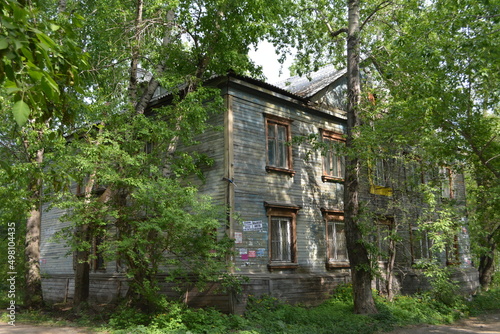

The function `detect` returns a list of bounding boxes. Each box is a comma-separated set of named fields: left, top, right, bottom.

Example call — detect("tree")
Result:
left=343, top=0, right=378, bottom=315
left=51, top=0, right=295, bottom=308
left=275, top=0, right=395, bottom=314
left=367, top=0, right=500, bottom=289
left=0, top=0, right=87, bottom=307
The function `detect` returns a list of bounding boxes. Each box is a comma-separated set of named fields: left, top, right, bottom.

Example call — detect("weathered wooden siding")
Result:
left=225, top=81, right=346, bottom=274
left=40, top=205, right=74, bottom=275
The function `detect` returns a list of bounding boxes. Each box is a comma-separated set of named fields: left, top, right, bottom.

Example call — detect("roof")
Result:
left=274, top=65, right=346, bottom=98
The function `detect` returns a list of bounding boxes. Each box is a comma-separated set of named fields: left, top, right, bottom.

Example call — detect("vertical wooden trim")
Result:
left=224, top=94, right=235, bottom=256
left=225, top=93, right=236, bottom=314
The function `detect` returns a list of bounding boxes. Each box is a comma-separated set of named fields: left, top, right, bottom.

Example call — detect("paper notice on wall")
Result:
left=243, top=221, right=263, bottom=232
left=234, top=232, right=243, bottom=244
left=248, top=250, right=256, bottom=258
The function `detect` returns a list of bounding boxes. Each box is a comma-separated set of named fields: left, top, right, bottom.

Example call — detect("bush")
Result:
left=469, top=287, right=500, bottom=314
left=109, top=306, right=151, bottom=329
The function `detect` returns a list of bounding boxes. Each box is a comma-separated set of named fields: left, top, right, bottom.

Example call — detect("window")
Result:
left=265, top=115, right=293, bottom=174
left=440, top=167, right=453, bottom=199
left=374, top=218, right=394, bottom=262
left=370, top=159, right=393, bottom=196
left=446, top=235, right=460, bottom=266
left=321, top=130, right=345, bottom=182
left=264, top=202, right=300, bottom=269
left=91, top=235, right=105, bottom=271
left=271, top=217, right=292, bottom=261
left=411, top=227, right=432, bottom=263
left=322, top=209, right=349, bottom=268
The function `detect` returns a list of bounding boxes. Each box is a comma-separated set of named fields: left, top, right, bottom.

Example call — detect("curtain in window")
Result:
left=271, top=217, right=291, bottom=261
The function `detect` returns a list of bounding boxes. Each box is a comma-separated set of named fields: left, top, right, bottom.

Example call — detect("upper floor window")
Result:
left=440, top=167, right=453, bottom=199
left=370, top=158, right=393, bottom=196
left=265, top=115, right=294, bottom=175
left=321, top=130, right=345, bottom=182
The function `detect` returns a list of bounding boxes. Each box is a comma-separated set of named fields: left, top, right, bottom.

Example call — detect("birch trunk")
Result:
left=344, top=0, right=378, bottom=314
left=24, top=148, right=44, bottom=308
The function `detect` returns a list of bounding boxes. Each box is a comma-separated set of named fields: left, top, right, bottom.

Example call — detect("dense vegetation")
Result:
left=1, top=283, right=499, bottom=333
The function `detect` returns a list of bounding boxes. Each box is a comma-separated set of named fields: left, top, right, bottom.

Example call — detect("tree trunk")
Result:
left=385, top=227, right=396, bottom=301
left=344, top=0, right=377, bottom=314
left=73, top=224, right=90, bottom=306
left=24, top=148, right=44, bottom=308
left=478, top=241, right=496, bottom=291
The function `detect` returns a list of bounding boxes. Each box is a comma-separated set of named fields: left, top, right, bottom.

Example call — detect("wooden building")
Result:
left=40, top=66, right=479, bottom=312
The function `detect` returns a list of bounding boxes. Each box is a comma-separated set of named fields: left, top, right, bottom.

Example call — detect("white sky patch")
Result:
left=249, top=41, right=294, bottom=84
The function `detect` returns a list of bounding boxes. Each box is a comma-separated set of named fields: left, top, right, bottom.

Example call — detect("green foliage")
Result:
left=109, top=306, right=152, bottom=329
left=413, top=260, right=462, bottom=307
left=0, top=0, right=87, bottom=127
left=469, top=287, right=500, bottom=314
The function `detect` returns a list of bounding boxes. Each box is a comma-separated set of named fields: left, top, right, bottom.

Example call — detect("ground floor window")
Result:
left=271, top=217, right=293, bottom=262
left=322, top=208, right=349, bottom=268
left=264, top=202, right=300, bottom=269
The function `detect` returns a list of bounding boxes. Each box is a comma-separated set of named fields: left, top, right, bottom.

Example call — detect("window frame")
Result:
left=374, top=217, right=394, bottom=262
left=264, top=202, right=300, bottom=269
left=264, top=114, right=294, bottom=176
left=321, top=129, right=345, bottom=183
left=410, top=226, right=433, bottom=264
left=440, top=167, right=454, bottom=199
left=369, top=158, right=394, bottom=196
left=321, top=208, right=349, bottom=269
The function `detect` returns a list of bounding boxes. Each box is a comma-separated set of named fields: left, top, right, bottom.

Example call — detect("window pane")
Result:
left=335, top=222, right=347, bottom=260
left=268, top=124, right=275, bottom=139
left=268, top=139, right=276, bottom=165
left=278, top=141, right=286, bottom=168
left=327, top=222, right=334, bottom=259
left=277, top=124, right=286, bottom=141
left=271, top=218, right=292, bottom=262
left=331, top=154, right=339, bottom=177
left=271, top=219, right=281, bottom=261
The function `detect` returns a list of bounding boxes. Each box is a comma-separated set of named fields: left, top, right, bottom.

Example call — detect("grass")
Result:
left=2, top=285, right=499, bottom=334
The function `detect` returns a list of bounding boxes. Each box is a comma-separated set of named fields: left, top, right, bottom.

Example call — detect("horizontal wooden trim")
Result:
left=321, top=175, right=344, bottom=183
left=268, top=263, right=299, bottom=270
left=266, top=165, right=295, bottom=176
left=326, top=261, right=350, bottom=269
left=263, top=113, right=294, bottom=124
left=320, top=129, right=345, bottom=141
left=264, top=202, right=301, bottom=211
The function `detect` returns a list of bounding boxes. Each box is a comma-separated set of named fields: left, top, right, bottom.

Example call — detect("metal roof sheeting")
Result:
left=275, top=65, right=347, bottom=98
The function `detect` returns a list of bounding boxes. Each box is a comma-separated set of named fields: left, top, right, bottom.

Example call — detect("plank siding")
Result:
left=226, top=86, right=345, bottom=275
left=40, top=74, right=478, bottom=312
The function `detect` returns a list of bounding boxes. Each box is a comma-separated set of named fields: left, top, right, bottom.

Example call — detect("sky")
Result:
left=249, top=41, right=294, bottom=84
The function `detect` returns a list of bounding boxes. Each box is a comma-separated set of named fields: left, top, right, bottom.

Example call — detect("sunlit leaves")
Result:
left=0, top=0, right=87, bottom=127
left=11, top=100, right=30, bottom=126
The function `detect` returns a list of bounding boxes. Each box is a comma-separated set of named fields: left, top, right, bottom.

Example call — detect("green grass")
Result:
left=4, top=285, right=500, bottom=334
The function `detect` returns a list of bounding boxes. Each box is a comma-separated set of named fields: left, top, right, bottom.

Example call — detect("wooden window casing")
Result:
left=91, top=235, right=106, bottom=272
left=410, top=226, right=433, bottom=264
left=440, top=167, right=454, bottom=199
left=322, top=209, right=349, bottom=269
left=374, top=218, right=394, bottom=262
left=265, top=115, right=294, bottom=176
left=265, top=202, right=300, bottom=269
left=321, top=130, right=345, bottom=183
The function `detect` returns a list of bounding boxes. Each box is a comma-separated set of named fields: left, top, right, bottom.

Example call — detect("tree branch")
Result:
left=360, top=1, right=394, bottom=32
